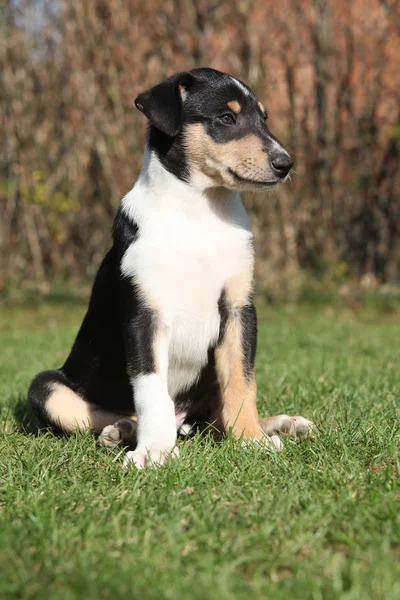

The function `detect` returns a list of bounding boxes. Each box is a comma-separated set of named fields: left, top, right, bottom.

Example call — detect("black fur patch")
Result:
left=135, top=71, right=194, bottom=137
left=63, top=209, right=158, bottom=406
left=174, top=346, right=219, bottom=428
left=217, top=289, right=257, bottom=384
left=62, top=247, right=133, bottom=412
left=240, top=301, right=257, bottom=382
left=217, top=289, right=230, bottom=344
left=29, top=208, right=159, bottom=426
left=147, top=127, right=190, bottom=182
left=120, top=285, right=158, bottom=379
left=113, top=205, right=139, bottom=256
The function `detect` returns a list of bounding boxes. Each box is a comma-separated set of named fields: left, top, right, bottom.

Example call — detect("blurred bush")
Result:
left=1, top=0, right=399, bottom=298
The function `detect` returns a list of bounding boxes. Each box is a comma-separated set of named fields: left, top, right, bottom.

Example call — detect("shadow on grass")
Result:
left=13, top=396, right=42, bottom=435
left=12, top=395, right=65, bottom=439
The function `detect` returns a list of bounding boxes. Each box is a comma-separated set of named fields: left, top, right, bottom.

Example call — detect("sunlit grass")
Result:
left=1, top=300, right=399, bottom=599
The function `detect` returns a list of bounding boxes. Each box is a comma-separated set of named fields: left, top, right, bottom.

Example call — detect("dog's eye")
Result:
left=219, top=114, right=236, bottom=125
left=263, top=112, right=268, bottom=122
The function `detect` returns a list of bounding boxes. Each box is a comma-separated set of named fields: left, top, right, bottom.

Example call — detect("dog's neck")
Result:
left=138, top=145, right=239, bottom=204
left=121, top=147, right=248, bottom=230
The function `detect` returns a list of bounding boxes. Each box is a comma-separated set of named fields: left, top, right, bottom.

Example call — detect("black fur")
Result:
left=147, top=126, right=190, bottom=183
left=135, top=72, right=195, bottom=137
left=217, top=289, right=230, bottom=344
left=28, top=209, right=158, bottom=423
left=240, top=301, right=258, bottom=382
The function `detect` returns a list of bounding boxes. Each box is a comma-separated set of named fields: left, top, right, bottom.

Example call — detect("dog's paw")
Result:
left=243, top=435, right=284, bottom=452
left=123, top=445, right=179, bottom=470
left=98, top=424, right=122, bottom=448
left=287, top=416, right=314, bottom=436
left=268, top=434, right=284, bottom=451
left=98, top=419, right=137, bottom=449
left=260, top=414, right=314, bottom=438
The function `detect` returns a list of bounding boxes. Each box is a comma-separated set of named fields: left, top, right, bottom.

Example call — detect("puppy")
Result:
left=28, top=68, right=313, bottom=468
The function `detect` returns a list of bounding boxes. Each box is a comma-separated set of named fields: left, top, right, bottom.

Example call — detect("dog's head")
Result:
left=135, top=68, right=293, bottom=191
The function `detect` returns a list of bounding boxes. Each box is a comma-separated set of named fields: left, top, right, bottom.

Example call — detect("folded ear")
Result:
left=135, top=72, right=194, bottom=137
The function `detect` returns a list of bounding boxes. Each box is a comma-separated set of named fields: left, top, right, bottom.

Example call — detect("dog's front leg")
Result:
left=122, top=315, right=176, bottom=469
left=212, top=301, right=264, bottom=442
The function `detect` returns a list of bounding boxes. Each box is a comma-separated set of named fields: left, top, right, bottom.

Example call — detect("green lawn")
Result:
left=0, top=299, right=399, bottom=599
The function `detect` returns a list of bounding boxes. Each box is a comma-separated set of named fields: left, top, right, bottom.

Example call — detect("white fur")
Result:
left=132, top=374, right=176, bottom=445
left=229, top=76, right=250, bottom=97
left=121, top=151, right=253, bottom=402
left=125, top=373, right=177, bottom=467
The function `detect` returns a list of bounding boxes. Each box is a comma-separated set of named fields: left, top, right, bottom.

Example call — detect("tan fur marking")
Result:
left=225, top=254, right=254, bottom=308
left=184, top=123, right=269, bottom=187
left=46, top=383, right=137, bottom=433
left=258, top=101, right=265, bottom=114
left=213, top=317, right=262, bottom=439
left=227, top=100, right=241, bottom=113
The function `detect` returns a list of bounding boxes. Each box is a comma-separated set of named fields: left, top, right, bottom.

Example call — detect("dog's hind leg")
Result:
left=28, top=370, right=137, bottom=444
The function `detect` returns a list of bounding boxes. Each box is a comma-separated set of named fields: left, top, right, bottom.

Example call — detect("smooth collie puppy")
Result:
left=28, top=68, right=313, bottom=468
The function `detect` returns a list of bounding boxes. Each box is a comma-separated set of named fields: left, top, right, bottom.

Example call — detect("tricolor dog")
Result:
left=28, top=68, right=313, bottom=468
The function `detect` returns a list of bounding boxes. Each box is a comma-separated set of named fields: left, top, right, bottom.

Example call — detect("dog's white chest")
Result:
left=121, top=175, right=253, bottom=398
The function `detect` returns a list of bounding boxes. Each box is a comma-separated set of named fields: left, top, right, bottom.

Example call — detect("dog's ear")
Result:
left=135, top=72, right=194, bottom=137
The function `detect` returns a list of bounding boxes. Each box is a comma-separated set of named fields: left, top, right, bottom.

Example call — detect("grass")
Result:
left=0, top=298, right=399, bottom=599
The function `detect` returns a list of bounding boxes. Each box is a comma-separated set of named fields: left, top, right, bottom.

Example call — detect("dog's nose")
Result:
left=271, top=153, right=293, bottom=177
